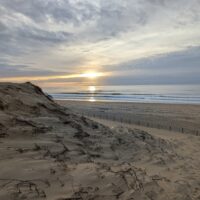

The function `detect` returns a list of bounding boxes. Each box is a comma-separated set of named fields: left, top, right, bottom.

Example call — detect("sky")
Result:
left=0, top=0, right=200, bottom=91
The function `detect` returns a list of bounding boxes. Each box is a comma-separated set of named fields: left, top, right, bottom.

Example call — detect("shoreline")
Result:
left=57, top=100, right=200, bottom=135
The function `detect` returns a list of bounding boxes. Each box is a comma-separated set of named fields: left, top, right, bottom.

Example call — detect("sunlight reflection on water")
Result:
left=89, top=96, right=96, bottom=102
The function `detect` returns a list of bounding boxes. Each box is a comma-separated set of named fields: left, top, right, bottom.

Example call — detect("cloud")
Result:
left=0, top=62, right=67, bottom=78
left=107, top=47, right=200, bottom=72
left=0, top=0, right=98, bottom=24
left=101, top=73, right=200, bottom=85
left=100, top=47, right=200, bottom=84
left=0, top=0, right=200, bottom=86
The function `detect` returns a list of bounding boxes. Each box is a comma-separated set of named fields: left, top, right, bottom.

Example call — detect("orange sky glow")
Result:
left=0, top=72, right=107, bottom=83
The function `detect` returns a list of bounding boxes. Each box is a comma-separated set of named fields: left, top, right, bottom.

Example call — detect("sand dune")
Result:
left=0, top=82, right=199, bottom=200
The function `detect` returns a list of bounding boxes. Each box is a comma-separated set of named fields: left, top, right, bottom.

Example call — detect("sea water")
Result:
left=50, top=84, right=200, bottom=104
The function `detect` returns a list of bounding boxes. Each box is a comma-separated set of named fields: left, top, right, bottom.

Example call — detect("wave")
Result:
left=51, top=93, right=200, bottom=104
left=50, top=85, right=200, bottom=104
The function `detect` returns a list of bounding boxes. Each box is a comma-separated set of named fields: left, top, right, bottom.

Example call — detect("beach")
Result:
left=0, top=82, right=200, bottom=200
left=1, top=0, right=200, bottom=199
left=57, top=100, right=200, bottom=135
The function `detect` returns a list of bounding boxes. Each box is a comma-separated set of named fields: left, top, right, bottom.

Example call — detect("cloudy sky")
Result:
left=0, top=0, right=200, bottom=91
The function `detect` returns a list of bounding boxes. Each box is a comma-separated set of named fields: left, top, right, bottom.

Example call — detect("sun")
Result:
left=81, top=72, right=102, bottom=79
left=89, top=86, right=96, bottom=92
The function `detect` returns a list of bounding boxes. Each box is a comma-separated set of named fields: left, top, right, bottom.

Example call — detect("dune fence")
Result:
left=79, top=110, right=200, bottom=136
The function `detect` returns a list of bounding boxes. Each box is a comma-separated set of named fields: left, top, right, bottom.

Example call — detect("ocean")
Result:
left=50, top=84, right=200, bottom=104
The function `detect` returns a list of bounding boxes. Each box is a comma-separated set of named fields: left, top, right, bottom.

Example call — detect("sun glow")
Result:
left=0, top=72, right=106, bottom=82
left=89, top=97, right=96, bottom=102
left=80, top=72, right=103, bottom=79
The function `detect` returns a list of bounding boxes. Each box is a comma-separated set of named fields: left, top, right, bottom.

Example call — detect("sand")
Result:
left=0, top=82, right=200, bottom=200
left=57, top=100, right=200, bottom=135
